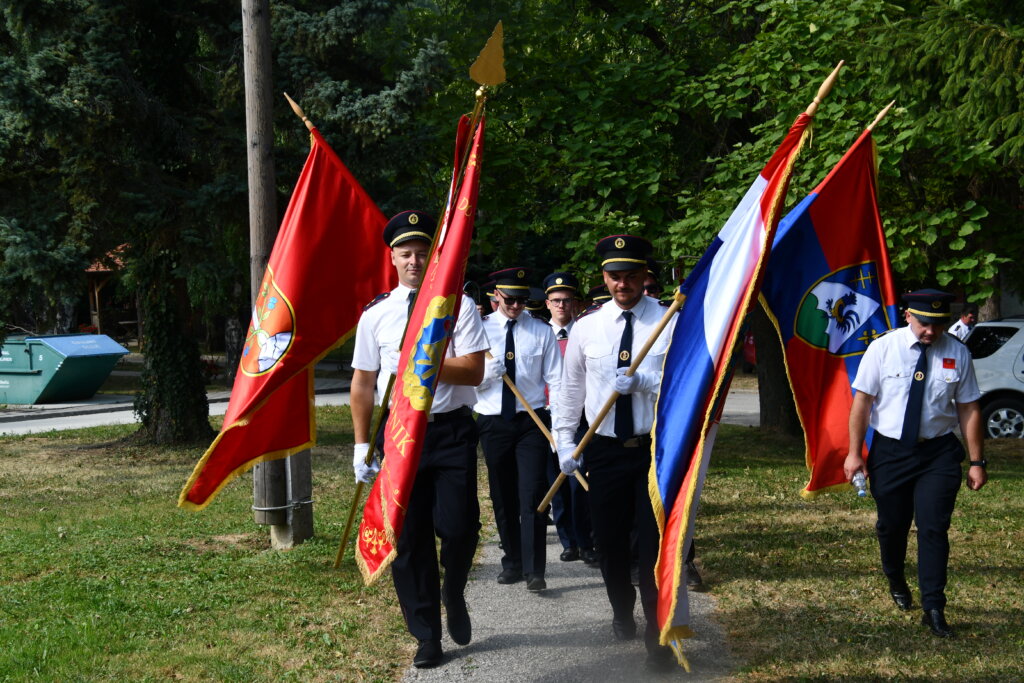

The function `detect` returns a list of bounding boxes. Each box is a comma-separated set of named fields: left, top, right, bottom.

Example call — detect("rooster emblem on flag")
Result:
left=794, top=263, right=890, bottom=356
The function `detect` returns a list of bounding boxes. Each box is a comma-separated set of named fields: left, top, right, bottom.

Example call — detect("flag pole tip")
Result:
left=867, top=100, right=897, bottom=132
left=284, top=92, right=314, bottom=130
left=469, top=21, right=506, bottom=86
left=805, top=61, right=844, bottom=116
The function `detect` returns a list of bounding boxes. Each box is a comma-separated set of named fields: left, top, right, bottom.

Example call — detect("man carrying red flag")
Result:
left=349, top=210, right=488, bottom=669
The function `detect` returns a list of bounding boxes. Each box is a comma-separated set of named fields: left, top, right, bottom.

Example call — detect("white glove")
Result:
left=557, top=444, right=579, bottom=476
left=614, top=367, right=640, bottom=394
left=352, top=443, right=379, bottom=484
left=483, top=356, right=507, bottom=384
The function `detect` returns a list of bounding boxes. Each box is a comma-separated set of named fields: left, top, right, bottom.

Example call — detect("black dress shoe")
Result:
left=413, top=639, right=443, bottom=668
left=445, top=595, right=472, bottom=645
left=922, top=608, right=954, bottom=638
left=497, top=568, right=523, bottom=584
left=888, top=579, right=913, bottom=611
left=645, top=645, right=676, bottom=673
left=560, top=547, right=580, bottom=562
left=526, top=575, right=547, bottom=592
left=581, top=548, right=601, bottom=566
left=685, top=560, right=703, bottom=588
left=611, top=616, right=637, bottom=640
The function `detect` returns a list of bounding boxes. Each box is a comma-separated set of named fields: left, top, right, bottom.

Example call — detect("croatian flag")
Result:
left=760, top=128, right=898, bottom=498
left=650, top=113, right=812, bottom=665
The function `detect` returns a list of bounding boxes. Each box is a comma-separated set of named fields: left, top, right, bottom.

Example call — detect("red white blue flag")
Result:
left=179, top=129, right=394, bottom=509
left=357, top=114, right=485, bottom=583
left=650, top=113, right=812, bottom=666
left=760, top=128, right=898, bottom=497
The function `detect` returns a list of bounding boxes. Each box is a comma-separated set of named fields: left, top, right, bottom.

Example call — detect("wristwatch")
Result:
left=969, top=459, right=987, bottom=468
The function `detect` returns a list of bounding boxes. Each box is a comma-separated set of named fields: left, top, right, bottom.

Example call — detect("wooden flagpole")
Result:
left=537, top=291, right=686, bottom=513
left=485, top=351, right=589, bottom=491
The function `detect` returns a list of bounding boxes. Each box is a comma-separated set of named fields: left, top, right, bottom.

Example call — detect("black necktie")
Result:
left=407, top=290, right=416, bottom=319
left=614, top=311, right=634, bottom=440
left=501, top=319, right=517, bottom=420
left=557, top=329, right=568, bottom=340
left=901, top=342, right=929, bottom=445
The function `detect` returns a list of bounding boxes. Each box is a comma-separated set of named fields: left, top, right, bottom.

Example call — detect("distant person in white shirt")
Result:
left=948, top=304, right=977, bottom=341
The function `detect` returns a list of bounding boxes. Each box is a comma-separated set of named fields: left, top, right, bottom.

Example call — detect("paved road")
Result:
left=401, top=526, right=733, bottom=683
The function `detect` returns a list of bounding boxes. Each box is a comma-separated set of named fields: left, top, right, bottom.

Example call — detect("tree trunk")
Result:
left=751, top=304, right=802, bottom=436
left=134, top=271, right=215, bottom=445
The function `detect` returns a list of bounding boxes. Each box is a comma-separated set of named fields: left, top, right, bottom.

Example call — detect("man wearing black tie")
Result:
left=474, top=267, right=562, bottom=592
left=845, top=289, right=987, bottom=639
left=552, top=235, right=676, bottom=671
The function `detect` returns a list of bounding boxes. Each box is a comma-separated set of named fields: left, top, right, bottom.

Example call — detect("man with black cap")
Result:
left=553, top=235, right=676, bottom=671
left=543, top=271, right=598, bottom=566
left=845, top=288, right=987, bottom=639
left=474, top=267, right=562, bottom=591
left=350, top=210, right=489, bottom=668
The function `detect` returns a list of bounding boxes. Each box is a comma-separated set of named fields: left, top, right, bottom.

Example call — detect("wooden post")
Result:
left=242, top=0, right=313, bottom=547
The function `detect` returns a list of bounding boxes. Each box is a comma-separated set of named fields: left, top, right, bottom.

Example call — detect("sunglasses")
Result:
left=497, top=292, right=529, bottom=305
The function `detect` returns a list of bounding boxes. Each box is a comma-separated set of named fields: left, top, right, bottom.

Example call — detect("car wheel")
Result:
left=981, top=398, right=1024, bottom=439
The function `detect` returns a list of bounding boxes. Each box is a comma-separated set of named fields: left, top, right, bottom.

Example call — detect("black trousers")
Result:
left=587, top=435, right=660, bottom=649
left=478, top=410, right=550, bottom=578
left=391, top=412, right=481, bottom=641
left=868, top=432, right=963, bottom=611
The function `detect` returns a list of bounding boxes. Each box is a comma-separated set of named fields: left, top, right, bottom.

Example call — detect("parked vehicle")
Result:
left=965, top=317, right=1024, bottom=439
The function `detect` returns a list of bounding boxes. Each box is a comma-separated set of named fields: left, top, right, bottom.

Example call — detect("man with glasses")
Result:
left=543, top=271, right=599, bottom=566
left=474, top=267, right=563, bottom=591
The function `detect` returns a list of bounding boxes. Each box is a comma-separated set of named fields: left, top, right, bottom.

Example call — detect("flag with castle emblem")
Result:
left=760, top=127, right=898, bottom=498
left=179, top=129, right=394, bottom=510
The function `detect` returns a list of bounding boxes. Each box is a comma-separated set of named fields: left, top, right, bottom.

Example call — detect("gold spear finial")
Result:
left=867, top=100, right=897, bottom=132
left=283, top=92, right=314, bottom=131
left=469, top=21, right=506, bottom=87
left=804, top=61, right=844, bottom=117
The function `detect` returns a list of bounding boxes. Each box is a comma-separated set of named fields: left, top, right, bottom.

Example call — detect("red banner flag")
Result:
left=179, top=129, right=395, bottom=510
left=761, top=128, right=898, bottom=497
left=356, top=114, right=485, bottom=583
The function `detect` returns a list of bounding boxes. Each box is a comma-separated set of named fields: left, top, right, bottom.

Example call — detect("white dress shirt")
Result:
left=473, top=309, right=562, bottom=415
left=948, top=319, right=971, bottom=341
left=852, top=325, right=981, bottom=440
left=553, top=296, right=674, bottom=448
left=351, top=284, right=489, bottom=413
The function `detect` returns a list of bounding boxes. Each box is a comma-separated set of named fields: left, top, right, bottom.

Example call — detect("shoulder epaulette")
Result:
left=659, top=299, right=671, bottom=307
left=576, top=302, right=603, bottom=320
left=944, top=331, right=966, bottom=345
left=363, top=291, right=391, bottom=311
left=481, top=314, right=491, bottom=321
left=529, top=311, right=546, bottom=320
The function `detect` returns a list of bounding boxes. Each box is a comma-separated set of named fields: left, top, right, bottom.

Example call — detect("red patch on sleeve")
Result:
left=943, top=358, right=956, bottom=369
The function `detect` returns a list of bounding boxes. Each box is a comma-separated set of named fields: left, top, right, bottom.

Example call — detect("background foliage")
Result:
left=2, top=0, right=1021, bottom=435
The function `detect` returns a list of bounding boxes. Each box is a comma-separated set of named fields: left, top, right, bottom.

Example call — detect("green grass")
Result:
left=2, top=411, right=1020, bottom=681
left=700, top=425, right=1024, bottom=681
left=0, top=406, right=407, bottom=682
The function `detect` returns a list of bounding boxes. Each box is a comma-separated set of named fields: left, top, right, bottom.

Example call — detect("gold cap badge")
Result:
left=408, top=213, right=419, bottom=225
left=614, top=238, right=625, bottom=249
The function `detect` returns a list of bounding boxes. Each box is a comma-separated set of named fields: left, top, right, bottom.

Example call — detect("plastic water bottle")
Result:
left=851, top=472, right=868, bottom=497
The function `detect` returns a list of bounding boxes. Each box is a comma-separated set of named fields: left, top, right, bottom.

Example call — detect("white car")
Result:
left=965, top=318, right=1024, bottom=438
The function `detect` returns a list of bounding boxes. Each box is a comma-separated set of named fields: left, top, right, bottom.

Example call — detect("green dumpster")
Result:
left=0, top=334, right=129, bottom=405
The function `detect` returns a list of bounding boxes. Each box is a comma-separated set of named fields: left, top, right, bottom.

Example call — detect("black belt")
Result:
left=877, top=432, right=954, bottom=446
left=428, top=406, right=472, bottom=423
left=594, top=434, right=652, bottom=449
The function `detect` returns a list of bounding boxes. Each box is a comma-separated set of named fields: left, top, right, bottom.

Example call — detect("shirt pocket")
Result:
left=583, top=341, right=615, bottom=379
left=881, top=365, right=914, bottom=394
left=515, top=340, right=544, bottom=376
left=930, top=369, right=961, bottom=403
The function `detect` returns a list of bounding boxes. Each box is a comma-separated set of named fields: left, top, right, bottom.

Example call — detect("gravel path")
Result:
left=401, top=525, right=733, bottom=682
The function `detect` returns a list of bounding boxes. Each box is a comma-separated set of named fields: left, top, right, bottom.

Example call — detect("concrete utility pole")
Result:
left=242, top=0, right=313, bottom=549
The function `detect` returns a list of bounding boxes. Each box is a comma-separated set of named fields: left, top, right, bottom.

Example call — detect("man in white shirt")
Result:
left=553, top=235, right=676, bottom=671
left=350, top=210, right=488, bottom=668
left=474, top=267, right=562, bottom=591
left=845, top=289, right=986, bottom=639
left=948, top=303, right=977, bottom=341
left=543, top=271, right=598, bottom=565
